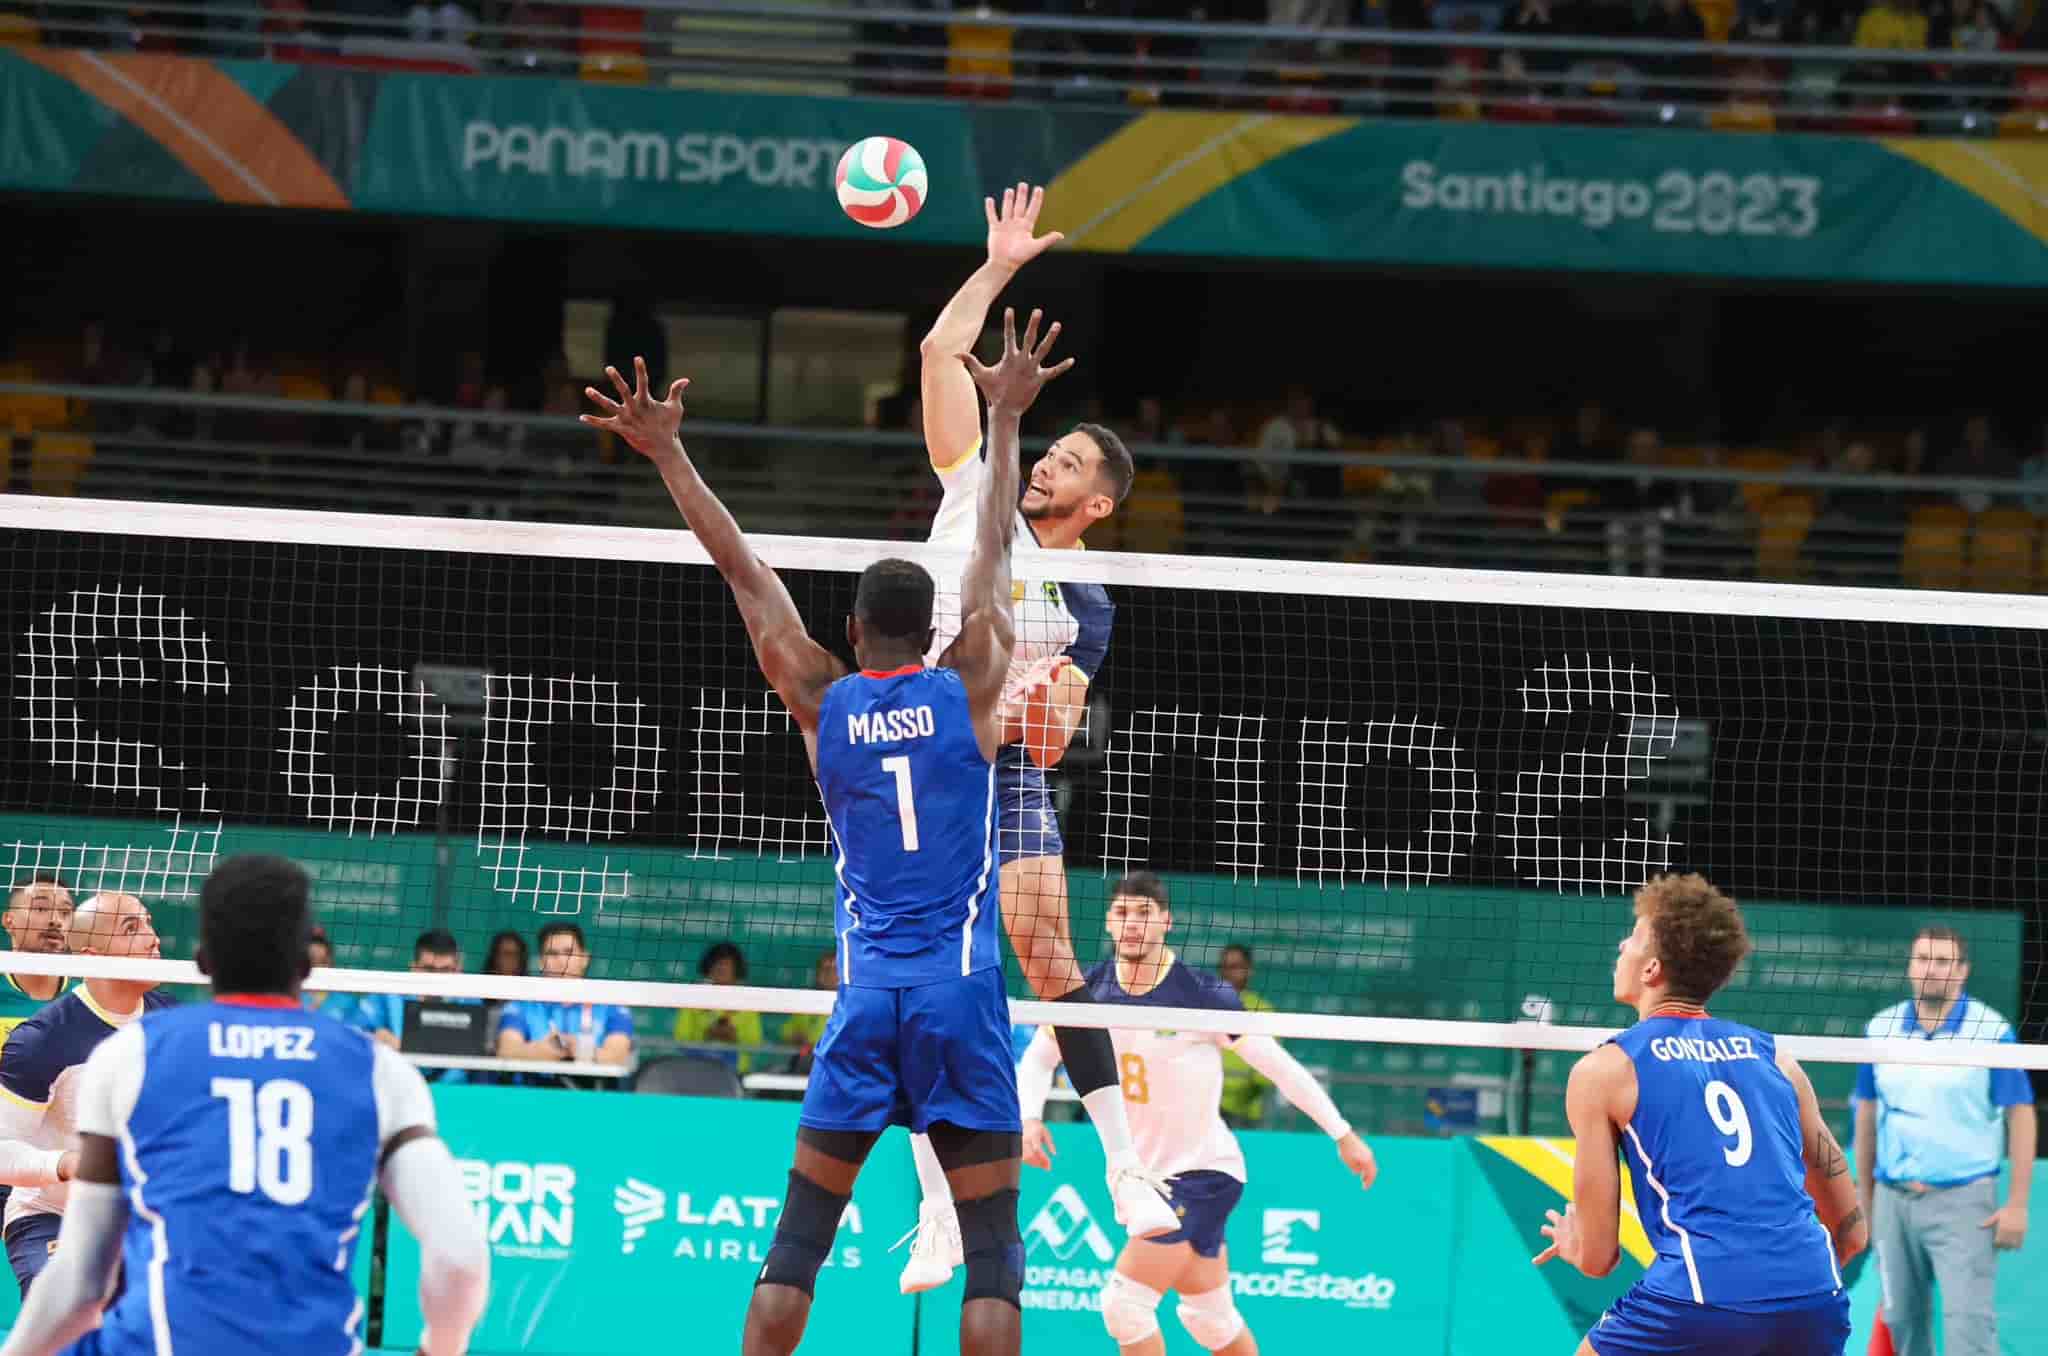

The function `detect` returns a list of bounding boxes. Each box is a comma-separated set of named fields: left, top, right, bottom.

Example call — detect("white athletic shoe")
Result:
left=894, top=1198, right=964, bottom=1295
left=1107, top=1157, right=1180, bottom=1241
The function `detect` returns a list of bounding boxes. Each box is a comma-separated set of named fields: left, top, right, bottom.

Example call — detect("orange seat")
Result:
left=1756, top=492, right=1815, bottom=580
left=946, top=21, right=1014, bottom=97
left=1726, top=449, right=1793, bottom=511
left=1544, top=487, right=1595, bottom=532
left=1343, top=463, right=1390, bottom=497
left=1709, top=102, right=1776, bottom=132
left=370, top=383, right=407, bottom=406
left=1966, top=507, right=2037, bottom=593
left=1120, top=468, right=1185, bottom=554
left=28, top=433, right=93, bottom=497
left=277, top=374, right=332, bottom=402
left=0, top=12, right=39, bottom=44
left=0, top=386, right=70, bottom=436
left=1901, top=504, right=1970, bottom=590
left=1998, top=111, right=2048, bottom=138
left=1692, top=0, right=1736, bottom=40
left=580, top=52, right=647, bottom=83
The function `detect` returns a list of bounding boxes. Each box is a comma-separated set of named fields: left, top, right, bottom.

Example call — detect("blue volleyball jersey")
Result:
left=75, top=998, right=411, bottom=1355
left=1612, top=1016, right=1841, bottom=1307
left=815, top=663, right=999, bottom=988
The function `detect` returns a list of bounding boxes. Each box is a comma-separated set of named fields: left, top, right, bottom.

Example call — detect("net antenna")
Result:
left=0, top=496, right=2041, bottom=1087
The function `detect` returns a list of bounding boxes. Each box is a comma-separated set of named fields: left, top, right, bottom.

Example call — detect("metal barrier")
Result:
left=9, top=0, right=2047, bottom=134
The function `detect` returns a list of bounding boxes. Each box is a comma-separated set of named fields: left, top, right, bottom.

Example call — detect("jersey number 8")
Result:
left=212, top=1076, right=316, bottom=1206
left=1703, top=1078, right=1753, bottom=1168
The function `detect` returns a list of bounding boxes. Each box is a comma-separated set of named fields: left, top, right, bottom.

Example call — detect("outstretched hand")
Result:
left=986, top=182, right=1063, bottom=272
left=960, top=307, right=1073, bottom=416
left=580, top=355, right=689, bottom=460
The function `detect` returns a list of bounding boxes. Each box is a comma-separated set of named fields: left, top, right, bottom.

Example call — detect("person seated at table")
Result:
left=351, top=928, right=478, bottom=1085
left=774, top=949, right=838, bottom=1073
left=496, top=922, right=635, bottom=1072
left=301, top=925, right=347, bottom=1017
left=671, top=941, right=764, bottom=1074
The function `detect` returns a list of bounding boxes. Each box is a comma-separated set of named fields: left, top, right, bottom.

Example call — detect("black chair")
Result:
left=633, top=1054, right=745, bottom=1098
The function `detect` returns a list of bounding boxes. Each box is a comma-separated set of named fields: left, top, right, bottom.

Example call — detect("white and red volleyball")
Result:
left=834, top=136, right=927, bottom=229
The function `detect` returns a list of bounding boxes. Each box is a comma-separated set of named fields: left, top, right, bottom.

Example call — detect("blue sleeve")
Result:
left=496, top=1002, right=527, bottom=1038
left=1854, top=1064, right=1877, bottom=1102
left=604, top=1006, right=635, bottom=1041
left=1061, top=583, right=1114, bottom=681
left=0, top=1021, right=62, bottom=1106
left=353, top=994, right=397, bottom=1035
left=1991, top=1031, right=2032, bottom=1106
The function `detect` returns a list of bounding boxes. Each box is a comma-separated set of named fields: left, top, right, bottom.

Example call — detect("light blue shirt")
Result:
left=1854, top=994, right=2032, bottom=1187
left=497, top=999, right=635, bottom=1055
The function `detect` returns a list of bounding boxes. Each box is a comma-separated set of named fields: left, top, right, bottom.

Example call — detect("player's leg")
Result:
left=3, top=1212, right=62, bottom=1299
left=1100, top=1238, right=1193, bottom=1356
left=1872, top=1187, right=1935, bottom=1356
left=1162, top=1174, right=1252, bottom=1356
left=927, top=1122, right=1024, bottom=1356
left=745, top=1128, right=881, bottom=1356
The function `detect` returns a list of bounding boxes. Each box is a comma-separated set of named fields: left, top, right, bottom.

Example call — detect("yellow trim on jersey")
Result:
left=934, top=436, right=982, bottom=474
left=0, top=1079, right=48, bottom=1114
left=74, top=984, right=137, bottom=1029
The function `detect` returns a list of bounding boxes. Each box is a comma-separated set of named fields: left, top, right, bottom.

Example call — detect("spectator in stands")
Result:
left=1129, top=395, right=1175, bottom=467
left=408, top=0, right=477, bottom=46
left=1815, top=440, right=1904, bottom=527
left=302, top=926, right=347, bottom=1017
left=351, top=929, right=478, bottom=1084
left=672, top=940, right=765, bottom=1074
left=1251, top=384, right=1342, bottom=512
left=497, top=921, right=635, bottom=1067
left=1602, top=427, right=1683, bottom=575
left=484, top=929, right=529, bottom=977
left=774, top=949, right=838, bottom=1074
left=1502, top=0, right=1566, bottom=88
left=1937, top=413, right=2017, bottom=512
left=1216, top=943, right=1276, bottom=1127
left=1947, top=0, right=2005, bottom=49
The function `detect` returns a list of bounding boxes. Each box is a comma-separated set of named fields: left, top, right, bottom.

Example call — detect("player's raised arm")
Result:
left=1778, top=1049, right=1868, bottom=1265
left=584, top=358, right=846, bottom=734
left=919, top=183, right=1063, bottom=473
left=943, top=308, right=1073, bottom=756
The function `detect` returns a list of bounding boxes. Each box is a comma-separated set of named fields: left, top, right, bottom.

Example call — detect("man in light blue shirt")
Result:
left=351, top=928, right=478, bottom=1085
left=496, top=923, right=635, bottom=1083
left=1853, top=925, right=2036, bottom=1356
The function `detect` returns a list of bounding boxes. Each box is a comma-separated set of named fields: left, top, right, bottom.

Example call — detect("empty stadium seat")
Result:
left=1120, top=468, right=1185, bottom=554
left=277, top=374, right=333, bottom=402
left=946, top=20, right=1014, bottom=98
left=0, top=12, right=39, bottom=44
left=1998, top=111, right=2048, bottom=138
left=0, top=384, right=70, bottom=437
left=1709, top=102, right=1777, bottom=133
left=1900, top=503, right=1970, bottom=589
left=28, top=433, right=93, bottom=497
left=580, top=52, right=647, bottom=83
left=633, top=1054, right=743, bottom=1098
left=1756, top=492, right=1815, bottom=580
left=1966, top=507, right=2037, bottom=593
left=1725, top=449, right=1793, bottom=511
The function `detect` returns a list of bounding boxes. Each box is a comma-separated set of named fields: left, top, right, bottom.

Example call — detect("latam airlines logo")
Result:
left=1024, top=1185, right=1114, bottom=1263
left=609, top=1179, right=865, bottom=1269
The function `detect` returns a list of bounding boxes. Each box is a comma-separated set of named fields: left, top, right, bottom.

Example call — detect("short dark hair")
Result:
left=538, top=921, right=587, bottom=952
left=1637, top=873, right=1751, bottom=1002
left=1912, top=925, right=1968, bottom=964
left=200, top=854, right=312, bottom=996
left=8, top=872, right=72, bottom=907
left=414, top=929, right=460, bottom=960
left=699, top=940, right=748, bottom=980
left=1220, top=942, right=1253, bottom=964
left=1073, top=422, right=1134, bottom=505
left=855, top=558, right=936, bottom=642
left=1110, top=870, right=1168, bottom=908
left=485, top=929, right=530, bottom=971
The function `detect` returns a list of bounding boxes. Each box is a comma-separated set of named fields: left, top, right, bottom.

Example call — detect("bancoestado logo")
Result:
left=1018, top=1190, right=1394, bottom=1313
left=610, top=1178, right=866, bottom=1269
left=461, top=122, right=847, bottom=188
left=1399, top=161, right=1821, bottom=239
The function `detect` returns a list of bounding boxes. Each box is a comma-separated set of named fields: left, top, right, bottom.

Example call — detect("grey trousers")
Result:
left=1875, top=1177, right=2000, bottom=1356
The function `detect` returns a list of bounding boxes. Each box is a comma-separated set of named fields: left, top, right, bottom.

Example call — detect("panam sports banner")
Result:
left=3, top=49, right=2045, bottom=286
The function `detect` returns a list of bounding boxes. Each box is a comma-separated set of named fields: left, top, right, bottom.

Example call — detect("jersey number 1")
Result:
left=882, top=755, right=919, bottom=851
left=212, top=1076, right=316, bottom=1206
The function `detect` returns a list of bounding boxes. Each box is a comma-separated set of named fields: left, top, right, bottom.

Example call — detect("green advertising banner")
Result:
left=3, top=49, right=2045, bottom=287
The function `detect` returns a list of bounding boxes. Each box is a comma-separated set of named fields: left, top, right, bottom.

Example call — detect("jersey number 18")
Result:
left=211, top=1076, right=316, bottom=1206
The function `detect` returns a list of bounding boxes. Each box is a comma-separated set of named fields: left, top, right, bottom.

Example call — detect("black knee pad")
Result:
left=955, top=1189, right=1024, bottom=1310
left=926, top=1123, right=1023, bottom=1172
left=755, top=1171, right=849, bottom=1298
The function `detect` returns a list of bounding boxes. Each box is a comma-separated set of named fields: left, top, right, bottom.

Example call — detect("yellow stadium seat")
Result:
left=1691, top=0, right=1735, bottom=40
left=0, top=12, right=40, bottom=44
left=946, top=21, right=1014, bottom=91
left=1120, top=468, right=1185, bottom=555
left=1998, top=111, right=2048, bottom=138
left=1710, top=102, right=1777, bottom=133
left=580, top=52, right=648, bottom=84
left=1756, top=492, right=1815, bottom=580
left=1901, top=504, right=1970, bottom=590
left=1343, top=463, right=1390, bottom=497
left=1726, top=449, right=1793, bottom=511
left=0, top=388, right=70, bottom=437
left=370, top=384, right=406, bottom=406
left=1966, top=507, right=2037, bottom=593
left=277, top=374, right=333, bottom=402
left=28, top=433, right=93, bottom=497
left=1544, top=487, right=1595, bottom=533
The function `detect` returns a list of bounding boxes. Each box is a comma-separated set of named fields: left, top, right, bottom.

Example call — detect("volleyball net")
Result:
left=1, top=495, right=2042, bottom=1103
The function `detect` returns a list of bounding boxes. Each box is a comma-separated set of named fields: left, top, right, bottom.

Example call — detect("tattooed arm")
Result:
left=1780, top=1049, right=1867, bottom=1264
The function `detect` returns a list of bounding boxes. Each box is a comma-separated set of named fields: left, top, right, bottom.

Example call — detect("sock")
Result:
left=1080, top=1085, right=1135, bottom=1160
left=910, top=1132, right=955, bottom=1206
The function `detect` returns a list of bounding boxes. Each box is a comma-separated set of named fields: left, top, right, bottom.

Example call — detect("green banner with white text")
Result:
left=3, top=50, right=2046, bottom=286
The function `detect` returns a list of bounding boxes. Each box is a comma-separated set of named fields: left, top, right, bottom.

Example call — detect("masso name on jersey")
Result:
left=1646, top=1034, right=1761, bottom=1064
left=845, top=705, right=936, bottom=745
left=207, top=1022, right=318, bottom=1061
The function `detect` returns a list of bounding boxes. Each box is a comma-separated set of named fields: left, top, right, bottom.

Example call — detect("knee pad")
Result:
left=756, top=1171, right=849, bottom=1298
left=1100, top=1272, right=1163, bottom=1345
left=1176, top=1285, right=1245, bottom=1351
left=956, top=1189, right=1024, bottom=1309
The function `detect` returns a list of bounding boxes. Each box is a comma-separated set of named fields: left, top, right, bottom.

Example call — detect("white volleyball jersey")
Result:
left=1024, top=957, right=1249, bottom=1181
left=924, top=440, right=1113, bottom=704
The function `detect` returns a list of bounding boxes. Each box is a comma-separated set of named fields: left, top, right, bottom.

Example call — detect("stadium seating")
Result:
left=633, top=1054, right=745, bottom=1097
left=1900, top=503, right=1970, bottom=589
left=1966, top=507, right=2037, bottom=593
left=1756, top=491, right=1816, bottom=580
left=27, top=432, right=93, bottom=497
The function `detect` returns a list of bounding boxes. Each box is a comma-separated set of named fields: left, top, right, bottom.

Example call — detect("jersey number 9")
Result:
left=212, top=1076, right=316, bottom=1206
left=1703, top=1078, right=1753, bottom=1167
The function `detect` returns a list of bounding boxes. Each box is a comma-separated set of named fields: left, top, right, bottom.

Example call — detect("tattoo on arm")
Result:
left=1835, top=1206, right=1864, bottom=1242
left=1810, top=1126, right=1849, bottom=1177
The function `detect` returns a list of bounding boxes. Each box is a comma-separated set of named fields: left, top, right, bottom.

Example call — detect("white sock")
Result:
left=910, top=1132, right=955, bottom=1206
left=1081, top=1086, right=1136, bottom=1161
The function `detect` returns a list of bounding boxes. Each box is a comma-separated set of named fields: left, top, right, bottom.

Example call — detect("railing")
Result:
left=6, top=381, right=2042, bottom=591
left=7, top=0, right=2047, bottom=135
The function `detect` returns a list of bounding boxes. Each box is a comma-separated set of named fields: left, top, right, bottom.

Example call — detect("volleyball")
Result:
left=834, top=135, right=927, bottom=229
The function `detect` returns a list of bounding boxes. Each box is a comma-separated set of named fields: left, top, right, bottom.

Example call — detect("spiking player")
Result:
left=905, top=180, right=1171, bottom=1295
left=1535, top=873, right=1868, bottom=1356
left=1017, top=871, right=1376, bottom=1356
left=583, top=310, right=1073, bottom=1356
left=0, top=854, right=488, bottom=1356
